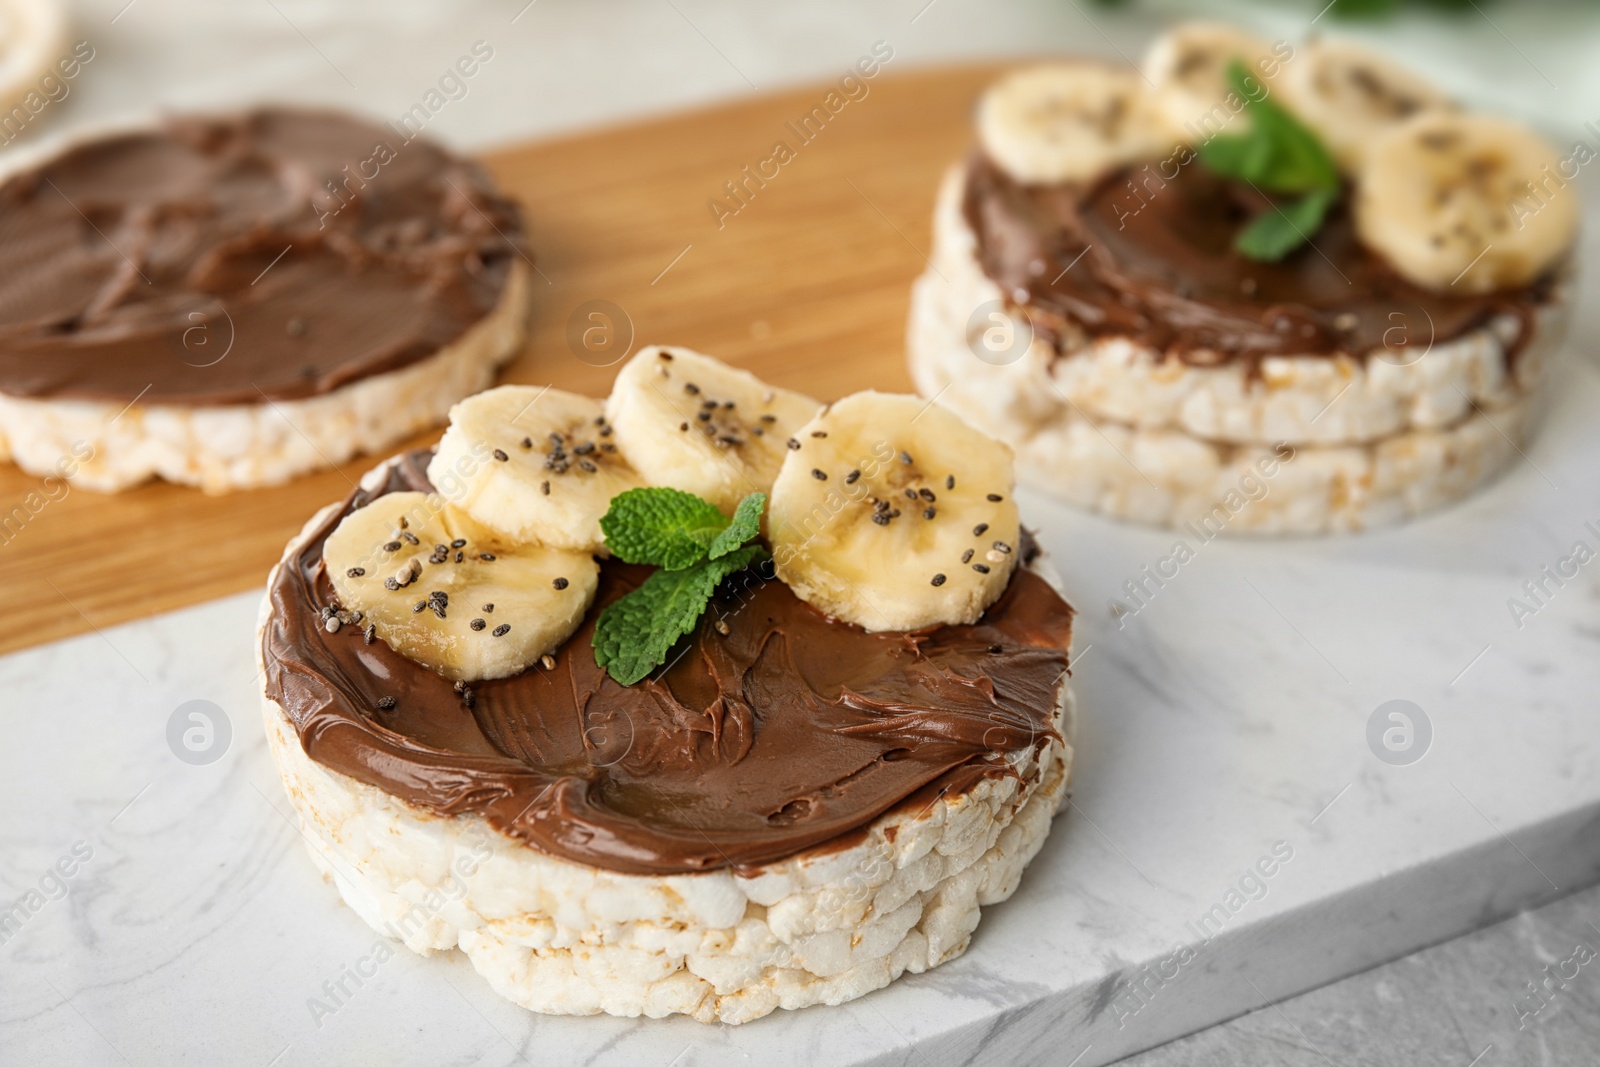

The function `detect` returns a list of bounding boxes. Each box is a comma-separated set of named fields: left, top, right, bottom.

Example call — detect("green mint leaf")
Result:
left=708, top=492, right=765, bottom=560
left=1234, top=189, right=1335, bottom=261
left=592, top=545, right=769, bottom=685
left=1196, top=132, right=1275, bottom=185
left=1223, top=60, right=1340, bottom=194
left=599, top=487, right=729, bottom=571
left=1227, top=56, right=1272, bottom=106
left=1201, top=62, right=1340, bottom=195
left=1196, top=60, right=1342, bottom=262
left=592, top=486, right=770, bottom=684
left=1245, top=105, right=1340, bottom=193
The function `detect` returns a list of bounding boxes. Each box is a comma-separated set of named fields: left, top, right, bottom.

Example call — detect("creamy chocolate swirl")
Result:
left=261, top=452, right=1075, bottom=876
left=0, top=108, right=524, bottom=405
left=964, top=152, right=1553, bottom=368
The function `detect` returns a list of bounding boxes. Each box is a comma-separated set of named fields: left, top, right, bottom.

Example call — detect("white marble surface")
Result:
left=4, top=3, right=1600, bottom=1065
left=1123, top=880, right=1600, bottom=1065
left=2, top=331, right=1598, bottom=1067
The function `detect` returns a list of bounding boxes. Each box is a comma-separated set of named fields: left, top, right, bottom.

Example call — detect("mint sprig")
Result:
left=1197, top=60, right=1342, bottom=262
left=593, top=488, right=768, bottom=685
left=599, top=487, right=732, bottom=571
left=592, top=544, right=766, bottom=686
left=1234, top=188, right=1336, bottom=261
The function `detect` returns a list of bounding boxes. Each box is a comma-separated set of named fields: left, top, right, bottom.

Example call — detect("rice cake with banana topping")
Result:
left=909, top=24, right=1575, bottom=533
left=260, top=350, right=1077, bottom=1023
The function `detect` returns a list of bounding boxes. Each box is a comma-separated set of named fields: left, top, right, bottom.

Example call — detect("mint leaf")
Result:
left=592, top=545, right=768, bottom=685
left=708, top=492, right=765, bottom=560
left=1196, top=133, right=1274, bottom=184
left=1228, top=60, right=1344, bottom=194
left=1244, top=105, right=1340, bottom=194
left=1200, top=63, right=1338, bottom=193
left=1196, top=60, right=1342, bottom=262
left=1234, top=189, right=1335, bottom=261
left=592, top=486, right=769, bottom=685
left=599, top=487, right=729, bottom=571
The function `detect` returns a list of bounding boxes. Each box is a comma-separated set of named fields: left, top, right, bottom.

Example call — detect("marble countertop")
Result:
left=4, top=310, right=1598, bottom=1066
left=4, top=3, right=1600, bottom=1065
left=1122, top=879, right=1600, bottom=1066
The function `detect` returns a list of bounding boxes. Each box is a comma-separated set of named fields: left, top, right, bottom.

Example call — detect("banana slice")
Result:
left=428, top=386, right=644, bottom=552
left=768, top=392, right=1021, bottom=632
left=324, top=491, right=598, bottom=683
left=977, top=62, right=1171, bottom=185
left=1276, top=39, right=1451, bottom=171
left=605, top=346, right=821, bottom=513
left=1142, top=22, right=1280, bottom=141
left=1355, top=111, right=1578, bottom=294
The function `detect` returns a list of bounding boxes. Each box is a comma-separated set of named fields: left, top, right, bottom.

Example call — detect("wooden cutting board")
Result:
left=0, top=63, right=1004, bottom=655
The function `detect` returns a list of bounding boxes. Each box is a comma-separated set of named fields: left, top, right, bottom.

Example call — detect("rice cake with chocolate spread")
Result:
left=0, top=107, right=531, bottom=492
left=908, top=28, right=1575, bottom=533
left=259, top=448, right=1076, bottom=1022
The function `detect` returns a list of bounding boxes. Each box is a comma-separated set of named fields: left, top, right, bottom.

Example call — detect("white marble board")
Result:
left=3, top=172, right=1600, bottom=1067
left=2, top=348, right=1597, bottom=1067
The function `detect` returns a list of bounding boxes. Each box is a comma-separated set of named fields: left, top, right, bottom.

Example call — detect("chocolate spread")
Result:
left=261, top=452, right=1075, bottom=876
left=964, top=153, right=1551, bottom=368
left=0, top=108, right=523, bottom=405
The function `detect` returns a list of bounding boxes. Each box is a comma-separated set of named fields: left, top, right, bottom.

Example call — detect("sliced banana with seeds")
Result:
left=324, top=491, right=598, bottom=683
left=977, top=62, right=1172, bottom=185
left=429, top=386, right=644, bottom=552
left=1276, top=38, right=1452, bottom=172
left=1355, top=111, right=1578, bottom=294
left=1143, top=22, right=1280, bottom=141
left=768, top=392, right=1021, bottom=632
left=605, top=346, right=821, bottom=513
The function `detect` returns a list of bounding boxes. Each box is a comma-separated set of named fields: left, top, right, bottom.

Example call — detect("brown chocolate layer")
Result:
left=0, top=109, right=524, bottom=405
left=261, top=452, right=1075, bottom=876
left=964, top=152, right=1551, bottom=367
